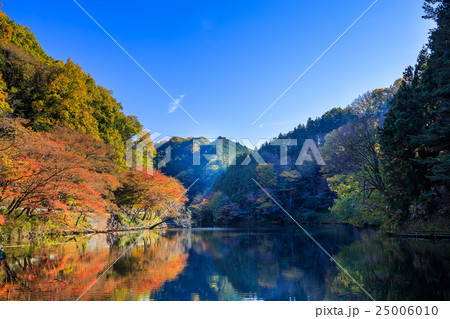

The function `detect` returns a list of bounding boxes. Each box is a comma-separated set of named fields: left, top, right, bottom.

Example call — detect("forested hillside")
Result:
left=198, top=85, right=398, bottom=226
left=155, top=136, right=247, bottom=197
left=0, top=9, right=142, bottom=165
left=0, top=7, right=190, bottom=237
left=199, top=0, right=449, bottom=231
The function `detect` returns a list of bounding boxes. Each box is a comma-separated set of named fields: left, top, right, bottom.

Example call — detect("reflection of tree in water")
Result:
left=200, top=227, right=361, bottom=301
left=89, top=231, right=191, bottom=301
left=330, top=231, right=450, bottom=300
left=0, top=247, right=6, bottom=267
left=106, top=233, right=121, bottom=248
left=0, top=231, right=190, bottom=300
left=1, top=228, right=449, bottom=300
left=149, top=232, right=243, bottom=301
left=151, top=226, right=365, bottom=301
left=156, top=227, right=449, bottom=301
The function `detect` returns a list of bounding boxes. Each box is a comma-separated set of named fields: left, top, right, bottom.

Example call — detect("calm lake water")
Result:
left=0, top=226, right=449, bottom=301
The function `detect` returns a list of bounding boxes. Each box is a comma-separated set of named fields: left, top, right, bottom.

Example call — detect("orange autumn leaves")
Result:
left=0, top=117, right=118, bottom=219
left=118, top=170, right=188, bottom=223
left=83, top=237, right=188, bottom=300
left=0, top=233, right=188, bottom=300
left=0, top=117, right=188, bottom=229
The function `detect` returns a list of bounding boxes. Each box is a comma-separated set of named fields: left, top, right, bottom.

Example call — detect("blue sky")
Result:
left=3, top=0, right=433, bottom=141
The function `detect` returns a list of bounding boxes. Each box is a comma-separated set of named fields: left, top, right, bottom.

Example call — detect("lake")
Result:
left=0, top=225, right=449, bottom=301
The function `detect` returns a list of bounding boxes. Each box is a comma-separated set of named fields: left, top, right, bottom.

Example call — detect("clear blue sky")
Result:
left=3, top=0, right=433, bottom=141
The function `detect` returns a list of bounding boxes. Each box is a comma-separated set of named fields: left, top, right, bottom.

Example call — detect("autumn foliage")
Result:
left=0, top=8, right=193, bottom=233
left=0, top=232, right=188, bottom=300
left=116, top=170, right=189, bottom=227
left=0, top=118, right=116, bottom=223
left=0, top=117, right=189, bottom=232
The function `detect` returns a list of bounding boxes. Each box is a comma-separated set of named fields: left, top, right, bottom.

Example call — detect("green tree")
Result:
left=415, top=0, right=450, bottom=204
left=322, top=115, right=389, bottom=226
left=0, top=73, right=10, bottom=114
left=255, top=164, right=277, bottom=188
left=279, top=169, right=301, bottom=209
left=380, top=51, right=430, bottom=213
left=380, top=0, right=449, bottom=218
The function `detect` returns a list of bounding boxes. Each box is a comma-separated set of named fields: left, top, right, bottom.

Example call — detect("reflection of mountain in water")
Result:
left=1, top=227, right=449, bottom=300
left=152, top=226, right=367, bottom=301
left=152, top=227, right=450, bottom=301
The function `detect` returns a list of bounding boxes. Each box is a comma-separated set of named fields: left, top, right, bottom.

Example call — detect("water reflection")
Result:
left=0, top=246, right=6, bottom=267
left=330, top=231, right=450, bottom=300
left=0, top=226, right=449, bottom=301
left=0, top=232, right=189, bottom=301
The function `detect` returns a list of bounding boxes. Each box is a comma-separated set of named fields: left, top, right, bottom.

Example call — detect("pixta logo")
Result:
left=126, top=131, right=325, bottom=175
left=192, top=138, right=325, bottom=166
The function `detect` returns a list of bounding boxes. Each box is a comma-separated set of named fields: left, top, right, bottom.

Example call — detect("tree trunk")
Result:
left=149, top=218, right=173, bottom=229
left=75, top=212, right=84, bottom=226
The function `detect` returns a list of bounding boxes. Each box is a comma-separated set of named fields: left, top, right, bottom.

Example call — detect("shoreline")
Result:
left=386, top=231, right=450, bottom=240
left=69, top=225, right=450, bottom=241
left=3, top=223, right=450, bottom=243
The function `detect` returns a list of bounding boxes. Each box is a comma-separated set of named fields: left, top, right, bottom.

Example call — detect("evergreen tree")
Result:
left=416, top=0, right=450, bottom=206
left=380, top=0, right=449, bottom=216
left=380, top=51, right=430, bottom=212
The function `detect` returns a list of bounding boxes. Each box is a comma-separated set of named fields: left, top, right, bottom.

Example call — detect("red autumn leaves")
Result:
left=0, top=118, right=118, bottom=218
left=0, top=117, right=188, bottom=229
